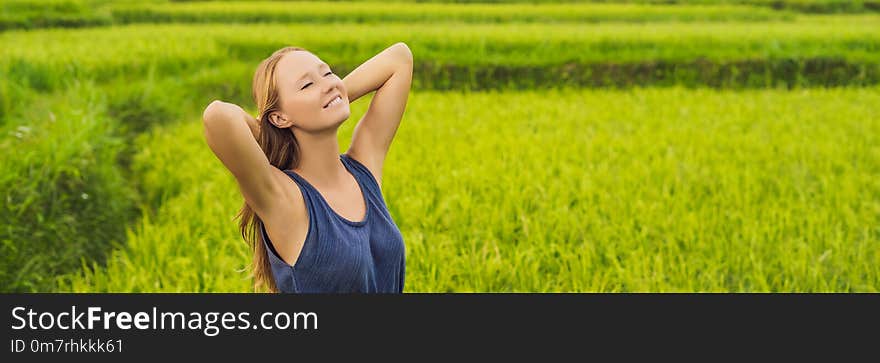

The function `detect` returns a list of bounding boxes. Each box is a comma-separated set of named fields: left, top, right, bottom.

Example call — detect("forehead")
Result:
left=277, top=51, right=325, bottom=80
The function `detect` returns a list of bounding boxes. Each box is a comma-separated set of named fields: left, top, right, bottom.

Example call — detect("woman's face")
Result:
left=274, top=51, right=350, bottom=131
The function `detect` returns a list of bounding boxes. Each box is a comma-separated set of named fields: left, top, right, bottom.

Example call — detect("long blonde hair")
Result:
left=237, top=46, right=307, bottom=292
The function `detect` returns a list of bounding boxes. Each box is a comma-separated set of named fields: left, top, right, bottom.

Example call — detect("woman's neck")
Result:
left=289, top=128, right=347, bottom=188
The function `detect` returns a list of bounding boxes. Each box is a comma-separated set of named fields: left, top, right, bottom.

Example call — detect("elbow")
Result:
left=202, top=101, right=228, bottom=149
left=394, top=42, right=413, bottom=65
left=202, top=100, right=226, bottom=126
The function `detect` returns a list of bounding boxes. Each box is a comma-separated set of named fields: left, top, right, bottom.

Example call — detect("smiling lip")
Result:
left=323, top=94, right=342, bottom=108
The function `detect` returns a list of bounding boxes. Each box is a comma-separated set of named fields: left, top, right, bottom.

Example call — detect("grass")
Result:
left=3, top=0, right=878, bottom=34
left=57, top=87, right=880, bottom=292
left=2, top=1, right=877, bottom=292
left=0, top=80, right=140, bottom=292
left=105, top=2, right=797, bottom=24
left=2, top=17, right=879, bottom=95
left=0, top=0, right=803, bottom=31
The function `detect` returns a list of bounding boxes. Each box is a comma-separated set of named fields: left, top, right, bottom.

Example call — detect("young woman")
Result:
left=202, top=43, right=413, bottom=293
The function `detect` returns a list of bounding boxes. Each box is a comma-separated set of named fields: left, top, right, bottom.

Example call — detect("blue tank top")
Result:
left=259, top=153, right=406, bottom=293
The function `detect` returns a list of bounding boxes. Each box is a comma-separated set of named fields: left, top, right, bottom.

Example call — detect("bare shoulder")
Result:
left=255, top=168, right=310, bottom=267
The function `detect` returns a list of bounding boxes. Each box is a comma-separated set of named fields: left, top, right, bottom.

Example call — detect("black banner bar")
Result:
left=2, top=294, right=878, bottom=358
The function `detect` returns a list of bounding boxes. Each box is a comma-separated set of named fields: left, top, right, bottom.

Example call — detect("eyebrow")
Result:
left=297, top=62, right=329, bottom=82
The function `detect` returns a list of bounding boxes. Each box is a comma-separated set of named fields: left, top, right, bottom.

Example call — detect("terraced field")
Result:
left=2, top=0, right=877, bottom=292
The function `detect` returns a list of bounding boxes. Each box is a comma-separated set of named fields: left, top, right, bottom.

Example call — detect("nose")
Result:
left=323, top=77, right=341, bottom=94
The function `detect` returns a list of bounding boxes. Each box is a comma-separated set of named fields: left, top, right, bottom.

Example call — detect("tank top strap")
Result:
left=340, top=153, right=382, bottom=200
left=281, top=168, right=311, bottom=193
left=279, top=168, right=324, bottom=217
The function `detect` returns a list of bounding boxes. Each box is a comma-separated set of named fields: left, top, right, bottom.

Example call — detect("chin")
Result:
left=329, top=111, right=351, bottom=127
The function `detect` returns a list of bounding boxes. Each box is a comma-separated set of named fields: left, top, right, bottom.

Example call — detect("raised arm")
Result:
left=202, top=100, right=281, bottom=216
left=342, top=42, right=414, bottom=188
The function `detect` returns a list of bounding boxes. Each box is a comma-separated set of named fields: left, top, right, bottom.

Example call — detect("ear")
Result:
left=270, top=112, right=293, bottom=128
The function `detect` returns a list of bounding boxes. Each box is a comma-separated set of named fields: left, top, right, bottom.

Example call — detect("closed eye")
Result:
left=301, top=72, right=334, bottom=90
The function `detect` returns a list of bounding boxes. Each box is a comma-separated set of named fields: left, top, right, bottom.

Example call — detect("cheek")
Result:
left=287, top=98, right=327, bottom=125
left=284, top=96, right=310, bottom=116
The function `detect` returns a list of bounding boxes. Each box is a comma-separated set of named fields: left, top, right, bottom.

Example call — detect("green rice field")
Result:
left=1, top=0, right=878, bottom=292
